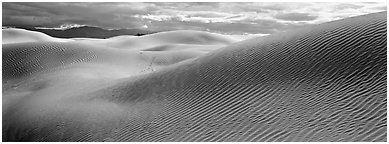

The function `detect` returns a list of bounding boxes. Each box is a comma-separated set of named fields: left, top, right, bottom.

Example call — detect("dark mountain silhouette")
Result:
left=6, top=26, right=156, bottom=39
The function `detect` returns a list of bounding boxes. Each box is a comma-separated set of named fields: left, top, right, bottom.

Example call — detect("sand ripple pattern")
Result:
left=2, top=12, right=387, bottom=142
left=104, top=12, right=387, bottom=142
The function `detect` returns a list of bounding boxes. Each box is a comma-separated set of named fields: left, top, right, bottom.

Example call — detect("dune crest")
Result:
left=2, top=12, right=387, bottom=142
left=2, top=28, right=73, bottom=44
left=71, top=30, right=242, bottom=50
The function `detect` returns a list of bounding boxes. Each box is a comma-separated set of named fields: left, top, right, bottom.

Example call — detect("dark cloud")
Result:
left=152, top=2, right=220, bottom=11
left=2, top=2, right=386, bottom=34
left=3, top=2, right=153, bottom=28
left=275, top=12, right=318, bottom=21
left=235, top=2, right=287, bottom=11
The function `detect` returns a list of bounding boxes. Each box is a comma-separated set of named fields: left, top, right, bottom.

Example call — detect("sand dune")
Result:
left=71, top=30, right=241, bottom=50
left=3, top=29, right=232, bottom=81
left=2, top=28, right=73, bottom=44
left=2, top=12, right=387, bottom=142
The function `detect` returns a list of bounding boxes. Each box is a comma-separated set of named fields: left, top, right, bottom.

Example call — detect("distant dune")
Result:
left=2, top=28, right=73, bottom=44
left=73, top=30, right=240, bottom=50
left=2, top=12, right=387, bottom=142
left=16, top=26, right=156, bottom=38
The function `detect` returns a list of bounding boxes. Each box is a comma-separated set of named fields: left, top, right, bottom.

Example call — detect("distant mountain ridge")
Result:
left=3, top=26, right=157, bottom=39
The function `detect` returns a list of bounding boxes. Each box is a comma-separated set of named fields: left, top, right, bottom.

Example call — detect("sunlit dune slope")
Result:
left=3, top=29, right=236, bottom=82
left=2, top=12, right=387, bottom=142
left=2, top=28, right=73, bottom=44
left=72, top=30, right=240, bottom=50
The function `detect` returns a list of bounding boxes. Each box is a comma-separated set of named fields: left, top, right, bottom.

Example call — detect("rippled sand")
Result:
left=2, top=12, right=387, bottom=142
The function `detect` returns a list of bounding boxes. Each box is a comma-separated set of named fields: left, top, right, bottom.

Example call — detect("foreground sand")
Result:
left=2, top=12, right=387, bottom=142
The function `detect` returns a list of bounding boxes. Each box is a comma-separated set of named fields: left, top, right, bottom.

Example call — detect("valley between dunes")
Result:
left=2, top=12, right=387, bottom=142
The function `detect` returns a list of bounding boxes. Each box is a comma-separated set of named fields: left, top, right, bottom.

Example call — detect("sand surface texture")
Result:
left=2, top=12, right=387, bottom=142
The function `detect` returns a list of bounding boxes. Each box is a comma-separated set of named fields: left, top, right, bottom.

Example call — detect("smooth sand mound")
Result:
left=141, top=44, right=222, bottom=53
left=2, top=28, right=72, bottom=44
left=2, top=12, right=387, bottom=142
left=72, top=30, right=240, bottom=50
left=142, top=30, right=238, bottom=45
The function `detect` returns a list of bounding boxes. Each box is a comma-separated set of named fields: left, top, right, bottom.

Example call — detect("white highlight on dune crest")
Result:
left=2, top=28, right=74, bottom=44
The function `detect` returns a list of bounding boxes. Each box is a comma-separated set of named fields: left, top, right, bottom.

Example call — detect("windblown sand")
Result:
left=2, top=12, right=387, bottom=142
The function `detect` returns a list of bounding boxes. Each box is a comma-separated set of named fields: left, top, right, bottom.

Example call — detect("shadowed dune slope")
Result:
left=2, top=12, right=387, bottom=142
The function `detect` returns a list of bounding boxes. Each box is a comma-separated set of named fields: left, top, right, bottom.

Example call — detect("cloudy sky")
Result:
left=2, top=2, right=387, bottom=35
